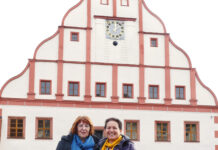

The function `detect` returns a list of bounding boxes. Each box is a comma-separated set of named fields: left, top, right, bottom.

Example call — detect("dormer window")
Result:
left=150, top=38, right=158, bottom=47
left=71, top=32, right=79, bottom=41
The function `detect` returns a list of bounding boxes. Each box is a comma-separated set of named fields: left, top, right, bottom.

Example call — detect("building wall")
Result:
left=0, top=105, right=217, bottom=150
left=0, top=0, right=217, bottom=149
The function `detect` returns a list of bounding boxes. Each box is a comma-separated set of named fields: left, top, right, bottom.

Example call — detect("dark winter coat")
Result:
left=56, top=133, right=99, bottom=150
left=96, top=135, right=135, bottom=150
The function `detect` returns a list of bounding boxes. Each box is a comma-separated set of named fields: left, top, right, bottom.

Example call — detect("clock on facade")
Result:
left=106, top=20, right=124, bottom=40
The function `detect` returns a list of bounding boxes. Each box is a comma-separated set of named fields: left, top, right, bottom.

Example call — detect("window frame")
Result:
left=184, top=121, right=200, bottom=142
left=123, top=84, right=134, bottom=98
left=148, top=85, right=159, bottom=99
left=175, top=86, right=186, bottom=100
left=40, top=80, right=52, bottom=95
left=70, top=32, right=79, bottom=41
left=35, top=117, right=53, bottom=140
left=68, top=81, right=80, bottom=96
left=124, top=120, right=140, bottom=141
left=94, top=126, right=105, bottom=139
left=150, top=38, right=158, bottom=47
left=120, top=0, right=129, bottom=6
left=7, top=117, right=26, bottom=139
left=95, top=82, right=106, bottom=97
left=155, top=121, right=171, bottom=142
left=100, top=0, right=109, bottom=5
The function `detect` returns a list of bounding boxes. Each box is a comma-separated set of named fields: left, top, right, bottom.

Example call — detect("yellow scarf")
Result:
left=101, top=135, right=122, bottom=150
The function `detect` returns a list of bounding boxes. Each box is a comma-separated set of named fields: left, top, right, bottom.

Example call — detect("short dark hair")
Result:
left=104, top=117, right=122, bottom=130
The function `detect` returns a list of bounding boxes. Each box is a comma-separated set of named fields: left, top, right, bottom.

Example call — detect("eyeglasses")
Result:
left=78, top=123, right=90, bottom=128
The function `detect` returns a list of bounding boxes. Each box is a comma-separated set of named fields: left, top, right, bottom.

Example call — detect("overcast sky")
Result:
left=0, top=0, right=217, bottom=97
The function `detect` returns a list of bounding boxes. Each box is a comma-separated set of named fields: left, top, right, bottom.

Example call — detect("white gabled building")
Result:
left=0, top=0, right=218, bottom=149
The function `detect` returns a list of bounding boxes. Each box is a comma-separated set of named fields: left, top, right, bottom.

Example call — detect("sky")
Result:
left=0, top=0, right=217, bottom=97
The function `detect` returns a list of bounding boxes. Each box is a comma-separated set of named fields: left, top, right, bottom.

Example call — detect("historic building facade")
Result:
left=0, top=0, right=218, bottom=149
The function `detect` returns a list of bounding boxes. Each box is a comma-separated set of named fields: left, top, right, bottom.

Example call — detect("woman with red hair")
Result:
left=56, top=116, right=99, bottom=150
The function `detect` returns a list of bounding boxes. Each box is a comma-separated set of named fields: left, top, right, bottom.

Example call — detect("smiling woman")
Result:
left=56, top=116, right=99, bottom=150
left=97, top=118, right=135, bottom=150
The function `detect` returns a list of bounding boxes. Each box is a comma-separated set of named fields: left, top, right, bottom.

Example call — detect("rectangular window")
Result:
left=8, top=117, right=25, bottom=139
left=94, top=127, right=104, bottom=139
left=121, top=0, right=129, bottom=6
left=68, top=82, right=79, bottom=96
left=184, top=122, right=199, bottom=142
left=123, top=84, right=133, bottom=98
left=149, top=85, right=159, bottom=99
left=36, top=118, right=52, bottom=139
left=100, top=0, right=109, bottom=5
left=175, top=86, right=185, bottom=99
left=155, top=121, right=170, bottom=142
left=40, top=80, right=51, bottom=95
left=96, top=83, right=106, bottom=97
left=150, top=38, right=158, bottom=47
left=124, top=120, right=139, bottom=141
left=71, top=32, right=79, bottom=41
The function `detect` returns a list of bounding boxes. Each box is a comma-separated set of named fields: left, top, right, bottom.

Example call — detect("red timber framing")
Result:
left=84, top=0, right=92, bottom=102
left=138, top=0, right=146, bottom=104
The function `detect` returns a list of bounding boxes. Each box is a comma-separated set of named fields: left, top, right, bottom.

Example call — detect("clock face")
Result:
left=106, top=20, right=124, bottom=40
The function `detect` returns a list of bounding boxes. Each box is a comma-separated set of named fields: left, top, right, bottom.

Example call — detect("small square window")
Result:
left=96, top=83, right=106, bottom=97
left=8, top=117, right=25, bottom=139
left=149, top=85, right=159, bottom=99
left=175, top=86, right=185, bottom=99
left=184, top=122, right=199, bottom=142
left=36, top=118, right=52, bottom=139
left=40, top=80, right=51, bottom=95
left=124, top=120, right=139, bottom=141
left=68, top=82, right=79, bottom=96
left=121, top=0, right=129, bottom=6
left=155, top=121, right=170, bottom=142
left=123, top=84, right=133, bottom=98
left=151, top=38, right=158, bottom=47
left=71, top=32, right=79, bottom=41
left=100, top=0, right=109, bottom=5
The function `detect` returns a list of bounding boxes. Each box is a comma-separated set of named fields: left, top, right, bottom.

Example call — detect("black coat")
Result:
left=96, top=135, right=135, bottom=150
left=56, top=133, right=99, bottom=150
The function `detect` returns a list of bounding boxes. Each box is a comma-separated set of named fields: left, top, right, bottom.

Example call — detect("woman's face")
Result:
left=77, top=121, right=90, bottom=139
left=105, top=120, right=121, bottom=143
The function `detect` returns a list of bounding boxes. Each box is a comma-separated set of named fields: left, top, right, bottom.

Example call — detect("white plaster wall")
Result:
left=169, top=42, right=190, bottom=68
left=62, top=64, right=85, bottom=101
left=63, top=29, right=86, bottom=61
left=144, top=35, right=165, bottom=66
left=35, top=62, right=57, bottom=99
left=171, top=69, right=191, bottom=104
left=142, top=6, right=165, bottom=33
left=0, top=105, right=216, bottom=150
left=145, top=68, right=165, bottom=104
left=196, top=78, right=216, bottom=106
left=63, top=0, right=87, bottom=27
left=117, top=0, right=138, bottom=18
left=91, top=65, right=112, bottom=102
left=1, top=68, right=29, bottom=98
left=92, top=0, right=113, bottom=17
left=91, top=19, right=139, bottom=64
left=118, top=66, right=139, bottom=103
left=35, top=34, right=59, bottom=60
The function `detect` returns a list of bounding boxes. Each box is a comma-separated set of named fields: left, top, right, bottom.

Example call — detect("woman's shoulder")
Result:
left=120, top=135, right=135, bottom=150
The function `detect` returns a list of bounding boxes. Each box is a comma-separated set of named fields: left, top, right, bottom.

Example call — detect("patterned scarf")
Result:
left=101, top=135, right=122, bottom=150
left=71, top=134, right=94, bottom=150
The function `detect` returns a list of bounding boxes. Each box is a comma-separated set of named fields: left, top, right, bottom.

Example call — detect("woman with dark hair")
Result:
left=97, top=117, right=135, bottom=150
left=56, top=116, right=99, bottom=150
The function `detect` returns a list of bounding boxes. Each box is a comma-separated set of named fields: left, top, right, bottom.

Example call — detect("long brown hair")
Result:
left=70, top=116, right=94, bottom=135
